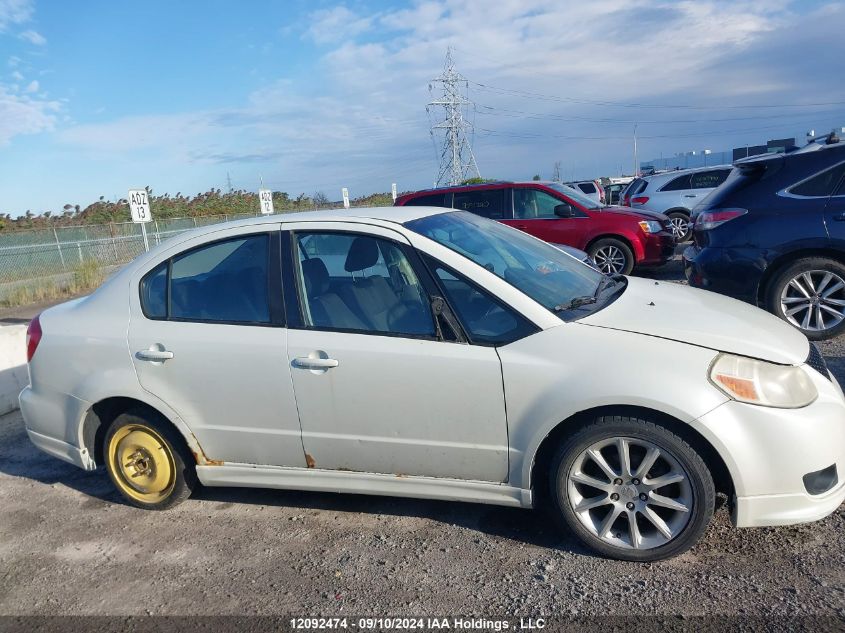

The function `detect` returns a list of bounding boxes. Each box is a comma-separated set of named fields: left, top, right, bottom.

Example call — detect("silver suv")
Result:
left=622, top=166, right=732, bottom=241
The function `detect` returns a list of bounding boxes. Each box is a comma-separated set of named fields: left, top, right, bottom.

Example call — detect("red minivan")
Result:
left=395, top=181, right=675, bottom=274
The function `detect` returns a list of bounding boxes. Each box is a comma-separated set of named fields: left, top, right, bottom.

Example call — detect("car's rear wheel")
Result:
left=588, top=238, right=634, bottom=275
left=766, top=257, right=845, bottom=341
left=549, top=416, right=714, bottom=562
left=104, top=410, right=196, bottom=510
left=667, top=211, right=691, bottom=242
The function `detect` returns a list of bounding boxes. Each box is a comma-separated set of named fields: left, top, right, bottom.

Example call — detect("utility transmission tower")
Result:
left=427, top=48, right=480, bottom=186
left=226, top=172, right=233, bottom=193
left=552, top=161, right=562, bottom=182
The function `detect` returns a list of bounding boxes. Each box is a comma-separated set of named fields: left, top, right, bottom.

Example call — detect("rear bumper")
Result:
left=19, top=385, right=95, bottom=471
left=683, top=244, right=763, bottom=304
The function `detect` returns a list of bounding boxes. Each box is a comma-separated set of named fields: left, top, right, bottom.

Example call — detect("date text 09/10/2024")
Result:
left=289, top=617, right=547, bottom=630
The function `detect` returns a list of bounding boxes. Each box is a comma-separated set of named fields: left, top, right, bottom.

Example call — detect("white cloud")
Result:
left=0, top=0, right=32, bottom=31
left=0, top=84, right=59, bottom=144
left=10, top=69, right=22, bottom=80
left=19, top=28, right=45, bottom=45
left=305, top=6, right=376, bottom=45
left=24, top=78, right=37, bottom=92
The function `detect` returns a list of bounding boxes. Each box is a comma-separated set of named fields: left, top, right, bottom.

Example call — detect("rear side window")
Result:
left=405, top=193, right=447, bottom=207
left=453, top=189, right=507, bottom=219
left=790, top=163, right=845, bottom=197
left=140, top=234, right=271, bottom=324
left=661, top=174, right=693, bottom=191
left=690, top=169, right=731, bottom=189
left=577, top=183, right=597, bottom=195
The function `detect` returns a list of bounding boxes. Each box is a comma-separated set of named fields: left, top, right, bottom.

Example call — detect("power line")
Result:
left=427, top=47, right=481, bottom=186
left=469, top=80, right=845, bottom=111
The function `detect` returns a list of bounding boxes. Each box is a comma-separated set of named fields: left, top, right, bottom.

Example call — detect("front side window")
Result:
left=790, top=163, right=845, bottom=197
left=661, top=174, right=693, bottom=191
left=407, top=211, right=605, bottom=319
left=545, top=183, right=601, bottom=209
left=294, top=232, right=434, bottom=337
left=140, top=234, right=270, bottom=324
left=514, top=188, right=564, bottom=219
left=453, top=189, right=507, bottom=219
left=426, top=257, right=534, bottom=345
left=690, top=169, right=731, bottom=189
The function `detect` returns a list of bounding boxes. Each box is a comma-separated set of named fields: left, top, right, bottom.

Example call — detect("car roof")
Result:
left=196, top=205, right=449, bottom=233
left=401, top=180, right=574, bottom=197
left=641, top=164, right=731, bottom=182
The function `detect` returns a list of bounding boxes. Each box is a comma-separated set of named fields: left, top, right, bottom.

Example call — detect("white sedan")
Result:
left=20, top=206, right=845, bottom=561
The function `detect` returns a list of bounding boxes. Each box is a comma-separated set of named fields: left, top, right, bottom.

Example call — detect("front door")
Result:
left=128, top=227, right=307, bottom=468
left=504, top=186, right=588, bottom=249
left=283, top=223, right=509, bottom=482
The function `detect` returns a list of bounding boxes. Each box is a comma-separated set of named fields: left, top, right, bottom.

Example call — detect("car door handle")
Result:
left=683, top=194, right=698, bottom=198
left=293, top=357, right=339, bottom=370
left=832, top=212, right=845, bottom=222
left=136, top=349, right=174, bottom=362
left=513, top=224, right=528, bottom=229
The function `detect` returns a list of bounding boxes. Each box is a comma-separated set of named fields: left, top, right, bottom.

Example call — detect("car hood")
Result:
left=598, top=205, right=668, bottom=222
left=579, top=276, right=809, bottom=365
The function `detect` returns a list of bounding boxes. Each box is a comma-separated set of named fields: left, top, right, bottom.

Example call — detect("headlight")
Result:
left=709, top=353, right=817, bottom=408
left=638, top=220, right=662, bottom=233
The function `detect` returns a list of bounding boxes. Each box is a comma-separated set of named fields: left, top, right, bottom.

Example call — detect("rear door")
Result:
left=503, top=185, right=590, bottom=249
left=127, top=225, right=307, bottom=468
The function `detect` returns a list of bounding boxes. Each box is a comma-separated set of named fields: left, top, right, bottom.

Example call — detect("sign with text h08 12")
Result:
left=259, top=189, right=274, bottom=215
left=128, top=190, right=152, bottom=223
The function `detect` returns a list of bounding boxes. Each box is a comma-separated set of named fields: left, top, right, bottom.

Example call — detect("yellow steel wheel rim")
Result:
left=108, top=424, right=176, bottom=503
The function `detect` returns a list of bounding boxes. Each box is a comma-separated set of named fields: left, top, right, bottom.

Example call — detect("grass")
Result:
left=0, top=259, right=106, bottom=308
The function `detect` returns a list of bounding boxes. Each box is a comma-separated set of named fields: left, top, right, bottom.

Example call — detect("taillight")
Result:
left=694, top=208, right=747, bottom=231
left=621, top=195, right=630, bottom=206
left=597, top=182, right=606, bottom=203
left=632, top=196, right=650, bottom=205
left=26, top=314, right=42, bottom=362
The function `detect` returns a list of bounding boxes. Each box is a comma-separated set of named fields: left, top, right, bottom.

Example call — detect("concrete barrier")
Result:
left=0, top=324, right=27, bottom=415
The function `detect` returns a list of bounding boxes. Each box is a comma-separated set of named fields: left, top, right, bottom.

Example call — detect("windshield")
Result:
left=544, top=183, right=602, bottom=209
left=405, top=211, right=606, bottom=317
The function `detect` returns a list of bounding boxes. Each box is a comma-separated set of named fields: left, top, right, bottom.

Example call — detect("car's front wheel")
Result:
left=549, top=416, right=714, bottom=561
left=103, top=410, right=196, bottom=510
left=588, top=238, right=634, bottom=275
left=766, top=257, right=845, bottom=340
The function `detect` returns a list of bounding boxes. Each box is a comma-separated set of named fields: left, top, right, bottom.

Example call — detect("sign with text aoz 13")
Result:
left=259, top=189, right=274, bottom=215
left=128, top=189, right=152, bottom=223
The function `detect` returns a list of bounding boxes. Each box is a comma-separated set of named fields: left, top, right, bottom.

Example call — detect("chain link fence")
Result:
left=0, top=212, right=261, bottom=304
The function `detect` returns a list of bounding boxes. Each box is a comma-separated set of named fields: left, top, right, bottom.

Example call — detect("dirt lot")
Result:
left=1, top=257, right=844, bottom=627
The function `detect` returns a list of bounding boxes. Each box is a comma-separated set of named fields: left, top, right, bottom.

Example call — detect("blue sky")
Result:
left=1, top=0, right=844, bottom=217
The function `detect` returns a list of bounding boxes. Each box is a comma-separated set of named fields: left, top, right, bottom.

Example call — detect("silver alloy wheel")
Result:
left=593, top=246, right=627, bottom=274
left=669, top=217, right=689, bottom=241
left=566, top=437, right=693, bottom=551
left=780, top=270, right=845, bottom=332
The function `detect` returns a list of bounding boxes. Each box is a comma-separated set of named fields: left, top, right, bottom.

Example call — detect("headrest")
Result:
left=301, top=258, right=330, bottom=296
left=344, top=237, right=380, bottom=272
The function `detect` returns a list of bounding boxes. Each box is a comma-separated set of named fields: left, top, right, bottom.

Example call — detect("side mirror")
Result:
left=554, top=204, right=575, bottom=218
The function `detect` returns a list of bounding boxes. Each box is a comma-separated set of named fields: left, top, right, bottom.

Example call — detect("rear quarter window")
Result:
left=789, top=162, right=845, bottom=197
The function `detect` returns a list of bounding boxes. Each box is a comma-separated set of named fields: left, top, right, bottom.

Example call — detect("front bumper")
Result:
left=638, top=231, right=676, bottom=266
left=694, top=367, right=845, bottom=527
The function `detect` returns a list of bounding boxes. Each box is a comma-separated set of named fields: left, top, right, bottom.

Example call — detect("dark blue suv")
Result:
left=684, top=134, right=845, bottom=340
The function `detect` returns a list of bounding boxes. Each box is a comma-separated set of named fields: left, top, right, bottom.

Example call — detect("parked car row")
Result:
left=395, top=181, right=675, bottom=275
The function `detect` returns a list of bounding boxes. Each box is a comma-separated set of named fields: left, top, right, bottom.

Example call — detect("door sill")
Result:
left=196, top=463, right=531, bottom=508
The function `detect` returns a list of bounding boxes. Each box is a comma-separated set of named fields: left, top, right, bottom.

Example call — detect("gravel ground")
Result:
left=1, top=254, right=844, bottom=627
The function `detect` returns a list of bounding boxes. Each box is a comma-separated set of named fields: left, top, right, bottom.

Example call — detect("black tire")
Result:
left=103, top=409, right=196, bottom=510
left=666, top=211, right=691, bottom=243
left=588, top=238, right=634, bottom=275
left=549, top=416, right=715, bottom=562
left=765, top=257, right=845, bottom=341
